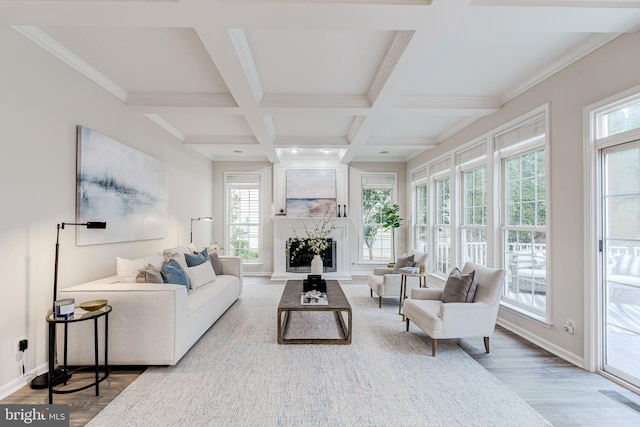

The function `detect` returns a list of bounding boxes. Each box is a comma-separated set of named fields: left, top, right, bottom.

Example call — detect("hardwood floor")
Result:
left=457, top=328, right=640, bottom=426
left=3, top=277, right=640, bottom=426
left=1, top=368, right=145, bottom=427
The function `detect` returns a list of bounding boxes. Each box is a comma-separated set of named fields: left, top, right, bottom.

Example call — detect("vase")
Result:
left=311, top=254, right=323, bottom=275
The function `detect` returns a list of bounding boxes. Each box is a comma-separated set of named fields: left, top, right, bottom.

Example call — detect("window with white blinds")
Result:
left=360, top=173, right=396, bottom=262
left=497, top=110, right=548, bottom=316
left=226, top=173, right=261, bottom=262
left=494, top=112, right=546, bottom=154
left=407, top=105, right=550, bottom=321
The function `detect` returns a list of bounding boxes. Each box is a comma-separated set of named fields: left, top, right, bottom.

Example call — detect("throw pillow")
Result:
left=185, top=249, right=210, bottom=267
left=162, top=247, right=191, bottom=272
left=207, top=249, right=224, bottom=275
left=160, top=259, right=190, bottom=289
left=411, top=250, right=428, bottom=267
left=117, top=255, right=164, bottom=283
left=136, top=263, right=164, bottom=284
left=392, top=254, right=414, bottom=274
left=185, top=262, right=216, bottom=289
left=441, top=268, right=477, bottom=303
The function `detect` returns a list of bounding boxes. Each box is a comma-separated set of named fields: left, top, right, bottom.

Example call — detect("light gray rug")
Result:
left=88, top=283, right=552, bottom=427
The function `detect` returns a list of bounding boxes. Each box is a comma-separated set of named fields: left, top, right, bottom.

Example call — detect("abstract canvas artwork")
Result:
left=76, top=126, right=168, bottom=245
left=286, top=169, right=336, bottom=217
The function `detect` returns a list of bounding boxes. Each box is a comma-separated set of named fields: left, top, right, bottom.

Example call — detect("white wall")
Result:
left=0, top=27, right=214, bottom=396
left=406, top=33, right=640, bottom=365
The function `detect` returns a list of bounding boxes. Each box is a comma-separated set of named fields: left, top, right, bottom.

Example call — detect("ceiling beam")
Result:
left=195, top=27, right=280, bottom=163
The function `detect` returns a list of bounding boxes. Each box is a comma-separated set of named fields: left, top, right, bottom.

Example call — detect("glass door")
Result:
left=601, top=140, right=640, bottom=387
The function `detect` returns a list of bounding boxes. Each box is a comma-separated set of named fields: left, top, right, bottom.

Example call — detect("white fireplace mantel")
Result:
left=271, top=216, right=351, bottom=280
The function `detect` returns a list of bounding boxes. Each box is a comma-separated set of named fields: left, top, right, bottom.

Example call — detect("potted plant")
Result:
left=382, top=203, right=402, bottom=262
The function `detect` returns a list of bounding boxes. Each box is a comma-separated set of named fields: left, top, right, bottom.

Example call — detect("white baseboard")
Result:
left=0, top=362, right=47, bottom=400
left=497, top=318, right=585, bottom=369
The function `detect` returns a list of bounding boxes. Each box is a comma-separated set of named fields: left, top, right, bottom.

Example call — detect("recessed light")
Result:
left=380, top=151, right=389, bottom=154
left=291, top=148, right=298, bottom=153
left=233, top=150, right=243, bottom=153
left=322, top=149, right=331, bottom=154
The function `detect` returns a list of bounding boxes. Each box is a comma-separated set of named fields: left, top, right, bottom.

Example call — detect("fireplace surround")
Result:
left=272, top=217, right=350, bottom=280
left=287, top=238, right=336, bottom=273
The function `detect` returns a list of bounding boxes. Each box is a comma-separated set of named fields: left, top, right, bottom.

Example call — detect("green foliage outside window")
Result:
left=229, top=188, right=260, bottom=261
left=505, top=149, right=546, bottom=230
left=362, top=188, right=391, bottom=261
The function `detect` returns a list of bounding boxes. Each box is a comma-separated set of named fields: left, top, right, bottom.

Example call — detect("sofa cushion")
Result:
left=136, top=264, right=164, bottom=284
left=441, top=268, right=477, bottom=303
left=186, top=261, right=216, bottom=290
left=161, top=259, right=190, bottom=289
left=185, top=249, right=209, bottom=267
left=117, top=255, right=164, bottom=283
left=162, top=246, right=191, bottom=272
left=392, top=254, right=414, bottom=274
left=207, top=250, right=224, bottom=275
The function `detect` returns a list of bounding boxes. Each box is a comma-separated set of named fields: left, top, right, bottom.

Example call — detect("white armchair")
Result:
left=367, top=251, right=429, bottom=308
left=403, top=262, right=505, bottom=356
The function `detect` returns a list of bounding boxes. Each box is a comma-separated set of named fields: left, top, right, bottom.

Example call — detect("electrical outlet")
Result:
left=563, top=319, right=576, bottom=334
left=15, top=336, right=27, bottom=354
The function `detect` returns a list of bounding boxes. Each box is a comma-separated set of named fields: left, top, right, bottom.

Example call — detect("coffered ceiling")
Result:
left=2, top=1, right=640, bottom=163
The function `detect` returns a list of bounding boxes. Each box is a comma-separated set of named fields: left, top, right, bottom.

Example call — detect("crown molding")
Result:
left=437, top=116, right=483, bottom=142
left=144, top=114, right=185, bottom=141
left=12, top=26, right=128, bottom=102
left=397, top=96, right=501, bottom=115
left=184, top=135, right=259, bottom=145
left=128, top=93, right=238, bottom=109
left=500, top=33, right=620, bottom=105
left=367, top=136, right=438, bottom=148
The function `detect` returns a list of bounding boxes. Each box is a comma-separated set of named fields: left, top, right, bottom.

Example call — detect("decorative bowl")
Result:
left=79, top=299, right=108, bottom=312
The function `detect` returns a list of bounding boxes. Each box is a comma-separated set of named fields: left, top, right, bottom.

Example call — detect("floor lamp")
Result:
left=30, top=221, right=107, bottom=389
left=190, top=217, right=212, bottom=244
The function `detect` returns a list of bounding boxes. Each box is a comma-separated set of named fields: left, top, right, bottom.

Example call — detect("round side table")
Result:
left=46, top=305, right=112, bottom=404
left=399, top=273, right=427, bottom=317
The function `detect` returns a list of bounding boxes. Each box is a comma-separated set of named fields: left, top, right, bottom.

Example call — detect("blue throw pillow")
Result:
left=185, top=250, right=210, bottom=267
left=161, top=259, right=190, bottom=289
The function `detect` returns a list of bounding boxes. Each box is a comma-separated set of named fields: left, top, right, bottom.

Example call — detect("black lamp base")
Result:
left=29, top=369, right=72, bottom=389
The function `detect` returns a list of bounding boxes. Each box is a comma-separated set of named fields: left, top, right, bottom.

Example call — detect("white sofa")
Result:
left=57, top=247, right=243, bottom=366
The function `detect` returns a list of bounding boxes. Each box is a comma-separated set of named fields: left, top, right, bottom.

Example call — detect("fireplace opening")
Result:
left=286, top=238, right=336, bottom=273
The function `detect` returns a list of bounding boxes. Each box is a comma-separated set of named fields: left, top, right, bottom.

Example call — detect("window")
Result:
left=415, top=183, right=428, bottom=253
left=462, top=167, right=487, bottom=264
left=431, top=158, right=451, bottom=277
left=598, top=99, right=640, bottom=138
left=409, top=106, right=548, bottom=319
left=411, top=167, right=428, bottom=253
left=226, top=173, right=261, bottom=262
left=496, top=112, right=548, bottom=315
left=360, top=173, right=396, bottom=262
left=457, top=142, right=488, bottom=265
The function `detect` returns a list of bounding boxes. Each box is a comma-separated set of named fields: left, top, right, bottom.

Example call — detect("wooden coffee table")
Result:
left=277, top=279, right=352, bottom=345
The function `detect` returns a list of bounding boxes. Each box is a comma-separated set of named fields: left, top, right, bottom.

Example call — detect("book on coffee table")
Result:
left=300, top=291, right=328, bottom=305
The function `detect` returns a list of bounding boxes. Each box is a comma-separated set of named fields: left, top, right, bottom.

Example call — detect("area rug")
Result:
left=87, top=283, right=552, bottom=427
